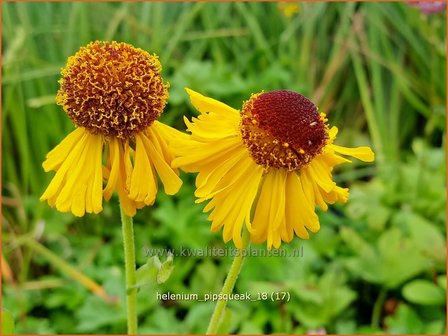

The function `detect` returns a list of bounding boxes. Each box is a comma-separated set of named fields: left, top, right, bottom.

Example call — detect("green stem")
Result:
left=206, top=229, right=250, bottom=334
left=120, top=203, right=138, bottom=334
left=371, top=288, right=387, bottom=329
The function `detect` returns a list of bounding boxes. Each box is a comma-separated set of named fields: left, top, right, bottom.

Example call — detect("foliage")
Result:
left=2, top=1, right=446, bottom=334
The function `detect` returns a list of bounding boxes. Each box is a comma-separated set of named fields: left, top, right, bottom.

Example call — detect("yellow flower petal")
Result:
left=40, top=131, right=89, bottom=203
left=90, top=137, right=104, bottom=214
left=140, top=132, right=182, bottom=196
left=267, top=170, right=287, bottom=249
left=195, top=148, right=248, bottom=199
left=322, top=186, right=349, bottom=204
left=279, top=218, right=294, bottom=244
left=117, top=143, right=141, bottom=217
left=303, top=168, right=328, bottom=211
left=207, top=156, right=263, bottom=248
left=327, top=126, right=338, bottom=143
left=197, top=152, right=257, bottom=204
left=57, top=134, right=103, bottom=216
left=103, top=139, right=121, bottom=201
left=152, top=120, right=189, bottom=142
left=129, top=134, right=158, bottom=204
left=172, top=136, right=241, bottom=172
left=307, top=158, right=336, bottom=193
left=285, top=172, right=310, bottom=240
left=185, top=114, right=240, bottom=141
left=41, top=129, right=103, bottom=217
left=185, top=88, right=240, bottom=118
left=319, top=151, right=352, bottom=167
left=42, top=127, right=85, bottom=172
left=296, top=172, right=320, bottom=232
left=331, top=144, right=375, bottom=162
left=150, top=121, right=185, bottom=169
left=251, top=180, right=270, bottom=243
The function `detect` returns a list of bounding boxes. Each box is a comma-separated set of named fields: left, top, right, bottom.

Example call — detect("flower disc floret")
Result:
left=240, top=90, right=327, bottom=171
left=56, top=41, right=169, bottom=139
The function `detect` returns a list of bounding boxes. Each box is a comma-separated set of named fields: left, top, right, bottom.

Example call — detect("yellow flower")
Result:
left=278, top=2, right=300, bottom=18
left=172, top=89, right=374, bottom=249
left=41, top=41, right=182, bottom=217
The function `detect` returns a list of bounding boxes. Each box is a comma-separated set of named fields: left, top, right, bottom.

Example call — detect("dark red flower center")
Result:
left=240, top=90, right=327, bottom=170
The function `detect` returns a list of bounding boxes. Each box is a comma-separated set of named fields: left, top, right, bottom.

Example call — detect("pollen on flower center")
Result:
left=56, top=41, right=169, bottom=139
left=240, top=90, right=327, bottom=171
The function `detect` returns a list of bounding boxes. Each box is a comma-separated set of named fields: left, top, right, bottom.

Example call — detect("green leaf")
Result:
left=184, top=302, right=214, bottom=333
left=335, top=320, right=356, bottom=334
left=129, top=253, right=175, bottom=293
left=384, top=304, right=423, bottom=334
left=424, top=319, right=445, bottom=334
left=290, top=270, right=356, bottom=328
left=366, top=204, right=390, bottom=232
left=437, top=275, right=446, bottom=291
left=76, top=296, right=126, bottom=332
left=402, top=280, right=445, bottom=306
left=404, top=212, right=446, bottom=263
left=344, top=228, right=429, bottom=288
left=1, top=308, right=14, bottom=335
left=130, top=257, right=160, bottom=293
left=340, top=227, right=374, bottom=257
left=239, top=321, right=263, bottom=334
left=157, top=252, right=175, bottom=284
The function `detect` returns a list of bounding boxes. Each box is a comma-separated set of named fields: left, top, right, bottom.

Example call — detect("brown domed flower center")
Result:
left=240, top=90, right=327, bottom=171
left=56, top=41, right=169, bottom=139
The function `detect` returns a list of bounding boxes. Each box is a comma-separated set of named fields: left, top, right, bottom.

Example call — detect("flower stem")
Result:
left=371, top=287, right=387, bottom=329
left=206, top=229, right=250, bottom=334
left=120, top=203, right=138, bottom=334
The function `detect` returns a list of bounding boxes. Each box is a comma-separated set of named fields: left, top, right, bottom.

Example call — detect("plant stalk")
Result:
left=371, top=287, right=387, bottom=329
left=120, top=203, right=138, bottom=334
left=206, top=229, right=250, bottom=334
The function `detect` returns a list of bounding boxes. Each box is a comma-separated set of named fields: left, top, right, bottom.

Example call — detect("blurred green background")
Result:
left=2, top=1, right=446, bottom=334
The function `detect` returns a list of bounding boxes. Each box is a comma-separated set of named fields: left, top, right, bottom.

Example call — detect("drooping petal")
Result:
left=307, top=158, right=336, bottom=193
left=285, top=172, right=310, bottom=240
left=204, top=153, right=264, bottom=248
left=103, top=138, right=144, bottom=217
left=150, top=121, right=187, bottom=168
left=195, top=148, right=248, bottom=200
left=252, top=169, right=287, bottom=249
left=286, top=172, right=320, bottom=235
left=41, top=128, right=103, bottom=216
left=140, top=131, right=182, bottom=195
left=129, top=134, right=158, bottom=203
left=321, top=185, right=349, bottom=204
left=103, top=138, right=121, bottom=201
left=294, top=171, right=320, bottom=232
left=42, top=127, right=86, bottom=172
left=267, top=170, right=287, bottom=249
